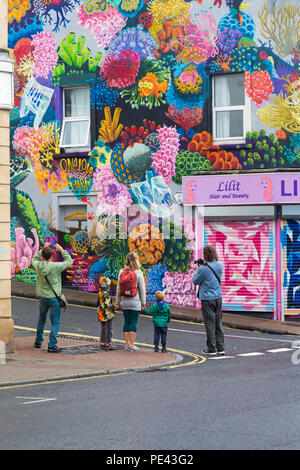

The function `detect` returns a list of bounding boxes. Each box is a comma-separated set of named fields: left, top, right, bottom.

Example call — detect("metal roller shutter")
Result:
left=204, top=221, right=276, bottom=312
left=281, top=219, right=300, bottom=317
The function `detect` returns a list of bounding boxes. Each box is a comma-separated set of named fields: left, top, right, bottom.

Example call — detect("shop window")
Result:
left=59, top=86, right=91, bottom=152
left=212, top=74, right=251, bottom=145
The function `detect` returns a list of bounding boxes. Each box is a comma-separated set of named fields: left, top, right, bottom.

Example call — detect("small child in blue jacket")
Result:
left=144, top=291, right=171, bottom=352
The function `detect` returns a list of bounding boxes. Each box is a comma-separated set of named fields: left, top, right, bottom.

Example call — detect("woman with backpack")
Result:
left=115, top=251, right=146, bottom=351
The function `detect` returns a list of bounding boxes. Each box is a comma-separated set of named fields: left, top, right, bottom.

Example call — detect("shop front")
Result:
left=183, top=172, right=300, bottom=322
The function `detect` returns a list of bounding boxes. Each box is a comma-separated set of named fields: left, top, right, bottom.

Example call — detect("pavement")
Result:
left=1, top=280, right=300, bottom=388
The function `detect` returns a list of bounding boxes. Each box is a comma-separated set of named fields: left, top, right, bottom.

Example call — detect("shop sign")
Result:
left=183, top=173, right=300, bottom=205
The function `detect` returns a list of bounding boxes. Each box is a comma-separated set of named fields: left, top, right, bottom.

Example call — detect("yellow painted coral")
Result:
left=98, top=107, right=124, bottom=143
left=148, top=0, right=190, bottom=26
left=258, top=0, right=300, bottom=58
left=8, top=0, right=31, bottom=23
left=258, top=90, right=300, bottom=133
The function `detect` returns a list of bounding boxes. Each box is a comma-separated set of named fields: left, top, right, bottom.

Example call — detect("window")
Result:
left=212, top=74, right=251, bottom=145
left=60, top=86, right=91, bottom=151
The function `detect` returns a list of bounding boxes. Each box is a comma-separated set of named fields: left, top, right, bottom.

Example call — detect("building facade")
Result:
left=8, top=0, right=300, bottom=321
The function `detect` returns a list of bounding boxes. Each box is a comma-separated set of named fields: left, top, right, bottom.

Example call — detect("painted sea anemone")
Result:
left=100, top=50, right=140, bottom=89
left=108, top=25, right=156, bottom=60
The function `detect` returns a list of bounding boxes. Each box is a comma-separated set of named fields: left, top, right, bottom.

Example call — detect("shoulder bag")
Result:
left=204, top=263, right=221, bottom=285
left=45, top=275, right=68, bottom=310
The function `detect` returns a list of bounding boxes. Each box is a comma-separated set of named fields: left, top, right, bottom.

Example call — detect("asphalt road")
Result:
left=1, top=296, right=300, bottom=450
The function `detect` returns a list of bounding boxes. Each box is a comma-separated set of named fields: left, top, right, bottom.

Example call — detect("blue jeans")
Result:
left=35, top=297, right=61, bottom=348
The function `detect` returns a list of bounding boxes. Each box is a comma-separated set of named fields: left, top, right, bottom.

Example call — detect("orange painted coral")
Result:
left=128, top=224, right=165, bottom=265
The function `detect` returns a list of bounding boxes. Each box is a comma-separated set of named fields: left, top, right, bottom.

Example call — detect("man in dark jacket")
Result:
left=193, top=245, right=225, bottom=356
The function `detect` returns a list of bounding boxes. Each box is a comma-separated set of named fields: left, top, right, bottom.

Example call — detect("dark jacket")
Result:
left=144, top=302, right=171, bottom=327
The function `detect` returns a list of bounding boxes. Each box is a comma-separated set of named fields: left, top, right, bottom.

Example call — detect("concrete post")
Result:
left=0, top=0, right=14, bottom=353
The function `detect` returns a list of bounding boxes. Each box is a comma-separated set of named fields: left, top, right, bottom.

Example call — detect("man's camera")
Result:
left=194, top=258, right=204, bottom=266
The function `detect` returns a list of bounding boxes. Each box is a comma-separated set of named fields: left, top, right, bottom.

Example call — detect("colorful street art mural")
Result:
left=281, top=220, right=300, bottom=313
left=8, top=0, right=300, bottom=310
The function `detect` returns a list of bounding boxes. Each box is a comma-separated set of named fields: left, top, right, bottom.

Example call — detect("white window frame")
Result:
left=212, top=73, right=251, bottom=146
left=59, top=85, right=91, bottom=151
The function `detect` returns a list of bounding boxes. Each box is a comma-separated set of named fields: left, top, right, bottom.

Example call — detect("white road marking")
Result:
left=237, top=352, right=265, bottom=357
left=169, top=327, right=298, bottom=344
left=266, top=348, right=293, bottom=353
left=16, top=396, right=57, bottom=405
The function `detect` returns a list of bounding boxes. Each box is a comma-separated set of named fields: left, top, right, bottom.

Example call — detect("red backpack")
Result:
left=119, top=269, right=137, bottom=297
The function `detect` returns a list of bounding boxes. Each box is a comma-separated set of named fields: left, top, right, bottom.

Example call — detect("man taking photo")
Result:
left=31, top=243, right=73, bottom=353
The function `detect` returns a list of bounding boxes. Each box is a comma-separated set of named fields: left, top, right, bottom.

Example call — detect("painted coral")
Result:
left=93, top=165, right=133, bottom=216
left=128, top=223, right=165, bottom=265
left=178, top=12, right=219, bottom=64
left=108, top=25, right=156, bottom=60
left=166, top=105, right=203, bottom=132
left=162, top=268, right=197, bottom=307
left=101, top=50, right=140, bottom=89
left=151, top=125, right=180, bottom=185
left=77, top=3, right=126, bottom=48
left=245, top=70, right=274, bottom=106
left=32, top=31, right=58, bottom=79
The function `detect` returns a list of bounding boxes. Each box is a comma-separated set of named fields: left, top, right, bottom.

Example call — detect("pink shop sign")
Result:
left=183, top=173, right=300, bottom=205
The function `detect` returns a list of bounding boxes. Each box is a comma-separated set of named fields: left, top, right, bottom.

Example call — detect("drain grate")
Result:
left=60, top=344, right=123, bottom=355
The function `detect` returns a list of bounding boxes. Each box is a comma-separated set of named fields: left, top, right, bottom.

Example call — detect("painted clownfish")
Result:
left=138, top=72, right=168, bottom=98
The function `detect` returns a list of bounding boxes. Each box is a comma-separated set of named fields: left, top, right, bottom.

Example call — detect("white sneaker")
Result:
left=131, top=345, right=140, bottom=350
left=124, top=345, right=132, bottom=351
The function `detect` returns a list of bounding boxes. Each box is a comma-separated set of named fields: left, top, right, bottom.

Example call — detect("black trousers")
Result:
left=154, top=326, right=168, bottom=348
left=201, top=298, right=224, bottom=352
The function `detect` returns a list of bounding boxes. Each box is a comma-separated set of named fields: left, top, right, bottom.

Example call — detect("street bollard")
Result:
left=0, top=340, right=5, bottom=365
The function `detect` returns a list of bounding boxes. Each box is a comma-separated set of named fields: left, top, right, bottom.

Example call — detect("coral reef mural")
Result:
left=8, top=0, right=300, bottom=311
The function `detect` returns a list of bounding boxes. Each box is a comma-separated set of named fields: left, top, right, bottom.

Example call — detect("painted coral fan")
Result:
left=101, top=50, right=140, bottom=89
left=32, top=0, right=81, bottom=33
left=77, top=3, right=126, bottom=48
left=165, top=105, right=203, bottom=132
left=245, top=70, right=274, bottom=106
left=93, top=166, right=132, bottom=216
left=108, top=25, right=156, bottom=60
left=151, top=125, right=180, bottom=185
left=32, top=31, right=58, bottom=79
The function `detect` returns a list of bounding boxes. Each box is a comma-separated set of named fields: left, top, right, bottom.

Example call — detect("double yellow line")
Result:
left=1, top=322, right=206, bottom=390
